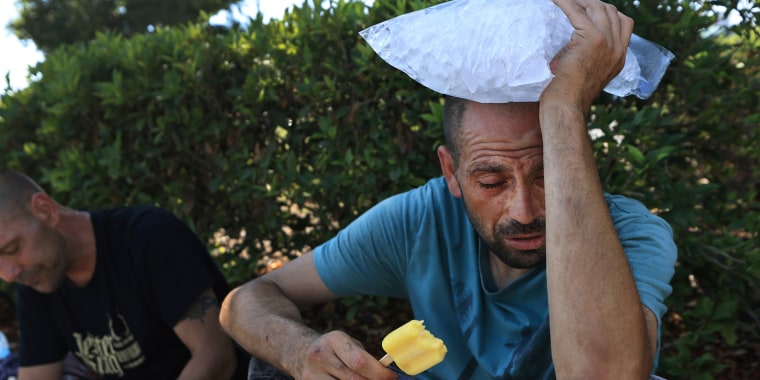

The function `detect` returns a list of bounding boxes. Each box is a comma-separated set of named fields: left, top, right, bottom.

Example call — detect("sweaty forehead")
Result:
left=459, top=102, right=542, bottom=155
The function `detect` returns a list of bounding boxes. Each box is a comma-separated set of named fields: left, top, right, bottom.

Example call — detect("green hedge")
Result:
left=1, top=0, right=757, bottom=377
left=0, top=0, right=447, bottom=283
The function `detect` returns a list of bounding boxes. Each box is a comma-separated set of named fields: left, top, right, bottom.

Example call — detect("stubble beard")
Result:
left=465, top=205, right=547, bottom=269
left=30, top=228, right=70, bottom=294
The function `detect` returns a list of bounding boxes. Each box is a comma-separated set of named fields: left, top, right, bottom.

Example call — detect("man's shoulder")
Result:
left=92, top=204, right=169, bottom=219
left=604, top=193, right=648, bottom=213
left=90, top=205, right=193, bottom=260
left=371, top=176, right=465, bottom=226
left=386, top=176, right=456, bottom=206
left=604, top=193, right=662, bottom=220
left=91, top=205, right=178, bottom=230
left=604, top=193, right=675, bottom=246
left=604, top=193, right=666, bottom=221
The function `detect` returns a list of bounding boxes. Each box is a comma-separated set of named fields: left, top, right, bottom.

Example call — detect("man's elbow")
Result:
left=219, top=284, right=244, bottom=334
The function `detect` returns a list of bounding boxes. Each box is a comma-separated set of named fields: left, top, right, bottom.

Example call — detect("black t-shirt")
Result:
left=17, top=206, right=248, bottom=379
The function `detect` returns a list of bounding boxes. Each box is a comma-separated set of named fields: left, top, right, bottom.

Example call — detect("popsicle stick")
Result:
left=379, top=353, right=394, bottom=366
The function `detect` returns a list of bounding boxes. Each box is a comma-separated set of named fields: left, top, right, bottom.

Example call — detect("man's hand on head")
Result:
left=544, top=0, right=634, bottom=110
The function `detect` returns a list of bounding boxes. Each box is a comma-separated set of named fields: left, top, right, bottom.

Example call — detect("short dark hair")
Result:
left=0, top=169, right=45, bottom=220
left=442, top=95, right=469, bottom=165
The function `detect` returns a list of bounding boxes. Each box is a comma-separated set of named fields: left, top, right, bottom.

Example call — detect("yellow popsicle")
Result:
left=379, top=319, right=447, bottom=375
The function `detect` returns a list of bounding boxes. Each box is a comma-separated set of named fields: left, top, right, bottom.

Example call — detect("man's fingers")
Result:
left=332, top=341, right=397, bottom=380
left=304, top=331, right=397, bottom=380
left=303, top=333, right=358, bottom=378
left=329, top=339, right=372, bottom=379
left=599, top=2, right=634, bottom=46
left=605, top=3, right=621, bottom=38
left=552, top=0, right=589, bottom=30
left=616, top=9, right=634, bottom=43
left=554, top=0, right=632, bottom=40
left=553, top=0, right=633, bottom=60
left=543, top=0, right=635, bottom=108
left=553, top=0, right=612, bottom=30
left=601, top=5, right=633, bottom=71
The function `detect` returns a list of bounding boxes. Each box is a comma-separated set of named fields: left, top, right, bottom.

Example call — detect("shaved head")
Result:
left=0, top=169, right=45, bottom=221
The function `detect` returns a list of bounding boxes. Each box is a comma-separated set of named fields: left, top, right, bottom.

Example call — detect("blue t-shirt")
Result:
left=314, top=177, right=676, bottom=379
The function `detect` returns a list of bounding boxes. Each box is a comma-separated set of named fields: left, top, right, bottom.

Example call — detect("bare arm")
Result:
left=219, top=252, right=396, bottom=380
left=174, top=288, right=238, bottom=380
left=540, top=0, right=654, bottom=377
left=18, top=361, right=63, bottom=380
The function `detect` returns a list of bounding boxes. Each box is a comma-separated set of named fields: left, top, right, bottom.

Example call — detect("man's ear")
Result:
left=29, top=193, right=59, bottom=227
left=437, top=146, right=463, bottom=198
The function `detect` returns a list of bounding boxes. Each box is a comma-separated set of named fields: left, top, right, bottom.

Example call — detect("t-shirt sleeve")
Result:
left=131, top=208, right=220, bottom=328
left=314, top=192, right=419, bottom=298
left=16, top=286, right=68, bottom=366
left=606, top=195, right=677, bottom=366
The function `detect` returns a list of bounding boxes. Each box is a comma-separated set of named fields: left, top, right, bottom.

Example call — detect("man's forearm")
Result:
left=220, top=279, right=319, bottom=376
left=18, top=362, right=65, bottom=380
left=540, top=103, right=652, bottom=378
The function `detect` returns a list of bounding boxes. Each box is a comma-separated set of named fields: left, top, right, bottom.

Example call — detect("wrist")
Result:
left=540, top=76, right=599, bottom=114
left=287, top=330, right=322, bottom=376
left=538, top=100, right=588, bottom=135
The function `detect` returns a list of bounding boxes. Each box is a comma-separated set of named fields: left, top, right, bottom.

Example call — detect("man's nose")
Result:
left=0, top=260, right=21, bottom=283
left=509, top=183, right=540, bottom=225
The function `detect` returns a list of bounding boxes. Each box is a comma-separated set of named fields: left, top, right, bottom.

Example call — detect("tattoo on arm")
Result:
left=183, top=289, right=219, bottom=324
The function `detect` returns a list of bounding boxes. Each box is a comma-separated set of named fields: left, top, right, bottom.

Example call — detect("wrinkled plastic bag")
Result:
left=359, top=0, right=675, bottom=102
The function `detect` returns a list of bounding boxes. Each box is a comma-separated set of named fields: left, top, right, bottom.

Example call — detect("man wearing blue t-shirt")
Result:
left=221, top=0, right=677, bottom=379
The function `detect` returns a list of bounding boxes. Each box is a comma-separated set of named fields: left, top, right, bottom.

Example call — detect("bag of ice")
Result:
left=359, top=0, right=675, bottom=102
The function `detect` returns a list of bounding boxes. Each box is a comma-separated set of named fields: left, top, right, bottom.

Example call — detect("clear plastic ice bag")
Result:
left=359, top=0, right=675, bottom=102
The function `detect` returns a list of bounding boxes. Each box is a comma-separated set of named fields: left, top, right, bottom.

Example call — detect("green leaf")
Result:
left=626, top=145, right=645, bottom=164
left=713, top=299, right=738, bottom=320
left=719, top=324, right=737, bottom=346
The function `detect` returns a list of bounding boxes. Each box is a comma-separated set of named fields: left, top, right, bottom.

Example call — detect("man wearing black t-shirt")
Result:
left=0, top=169, right=247, bottom=379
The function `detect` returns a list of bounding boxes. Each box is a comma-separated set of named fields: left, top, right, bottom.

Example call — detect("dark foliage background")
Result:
left=9, top=0, right=238, bottom=52
left=1, top=0, right=758, bottom=378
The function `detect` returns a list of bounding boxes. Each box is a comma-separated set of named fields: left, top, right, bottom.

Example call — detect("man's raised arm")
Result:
left=539, top=0, right=655, bottom=377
